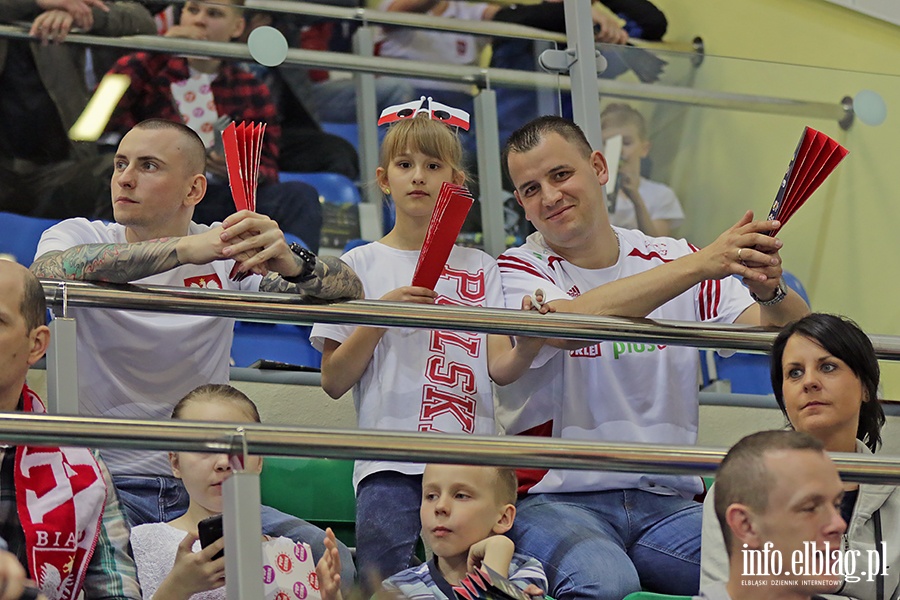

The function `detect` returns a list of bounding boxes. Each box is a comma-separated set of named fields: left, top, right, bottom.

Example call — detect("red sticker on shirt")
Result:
left=183, top=273, right=223, bottom=289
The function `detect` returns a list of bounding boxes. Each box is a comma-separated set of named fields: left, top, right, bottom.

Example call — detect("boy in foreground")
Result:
left=317, top=464, right=547, bottom=599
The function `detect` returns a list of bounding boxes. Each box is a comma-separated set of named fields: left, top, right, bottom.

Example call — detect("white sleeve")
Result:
left=644, top=181, right=685, bottom=225
left=700, top=484, right=730, bottom=588
left=497, top=249, right=570, bottom=309
left=34, top=218, right=104, bottom=261
left=130, top=524, right=175, bottom=600
left=482, top=256, right=505, bottom=309
left=695, top=275, right=755, bottom=325
left=496, top=248, right=564, bottom=367
left=309, top=250, right=362, bottom=351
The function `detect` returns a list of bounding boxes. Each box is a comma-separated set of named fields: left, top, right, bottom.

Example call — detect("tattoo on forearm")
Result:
left=260, top=255, right=363, bottom=300
left=30, top=239, right=182, bottom=283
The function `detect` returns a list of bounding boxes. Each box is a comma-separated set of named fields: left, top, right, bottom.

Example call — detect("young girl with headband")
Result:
left=310, top=98, right=548, bottom=589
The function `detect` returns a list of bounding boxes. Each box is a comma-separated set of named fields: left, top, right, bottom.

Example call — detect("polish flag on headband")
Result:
left=377, top=96, right=470, bottom=131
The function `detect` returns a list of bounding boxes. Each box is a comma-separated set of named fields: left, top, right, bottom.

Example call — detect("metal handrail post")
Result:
left=353, top=25, right=382, bottom=218
left=45, top=284, right=79, bottom=415
left=563, top=0, right=604, bottom=150
left=474, top=89, right=506, bottom=257
left=224, top=471, right=265, bottom=599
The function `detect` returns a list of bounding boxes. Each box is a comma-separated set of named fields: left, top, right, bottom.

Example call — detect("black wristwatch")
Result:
left=285, top=242, right=317, bottom=283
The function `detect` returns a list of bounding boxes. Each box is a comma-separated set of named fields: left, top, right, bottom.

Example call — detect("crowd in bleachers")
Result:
left=0, top=1, right=895, bottom=600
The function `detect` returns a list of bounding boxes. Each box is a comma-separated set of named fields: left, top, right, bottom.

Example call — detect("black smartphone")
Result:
left=198, top=513, right=224, bottom=560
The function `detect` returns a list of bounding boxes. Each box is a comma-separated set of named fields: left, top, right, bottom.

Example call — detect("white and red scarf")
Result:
left=14, top=385, right=107, bottom=600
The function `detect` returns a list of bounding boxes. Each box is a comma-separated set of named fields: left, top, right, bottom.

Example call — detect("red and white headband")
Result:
left=377, top=96, right=470, bottom=131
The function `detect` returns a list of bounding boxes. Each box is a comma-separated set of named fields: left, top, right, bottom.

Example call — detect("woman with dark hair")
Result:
left=700, top=313, right=900, bottom=600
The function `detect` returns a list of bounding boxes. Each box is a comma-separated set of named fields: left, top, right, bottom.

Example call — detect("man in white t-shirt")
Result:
left=31, top=119, right=362, bottom=531
left=695, top=430, right=845, bottom=600
left=496, top=116, right=810, bottom=600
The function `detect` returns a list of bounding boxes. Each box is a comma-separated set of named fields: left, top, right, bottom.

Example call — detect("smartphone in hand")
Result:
left=198, top=514, right=224, bottom=561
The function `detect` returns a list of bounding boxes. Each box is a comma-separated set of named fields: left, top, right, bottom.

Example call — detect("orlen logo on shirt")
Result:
left=183, top=273, right=223, bottom=289
left=419, top=267, right=485, bottom=435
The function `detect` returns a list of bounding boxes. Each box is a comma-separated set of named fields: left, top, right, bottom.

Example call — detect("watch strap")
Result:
left=284, top=242, right=317, bottom=284
left=750, top=279, right=788, bottom=306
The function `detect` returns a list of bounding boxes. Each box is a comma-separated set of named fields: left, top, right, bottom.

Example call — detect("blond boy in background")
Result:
left=601, top=103, right=685, bottom=237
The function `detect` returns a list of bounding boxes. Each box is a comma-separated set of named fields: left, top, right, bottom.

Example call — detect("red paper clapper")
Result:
left=410, top=182, right=475, bottom=290
left=222, top=121, right=267, bottom=213
left=765, top=127, right=849, bottom=236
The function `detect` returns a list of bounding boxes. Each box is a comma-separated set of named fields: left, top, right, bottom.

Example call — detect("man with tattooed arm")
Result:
left=30, top=119, right=363, bottom=528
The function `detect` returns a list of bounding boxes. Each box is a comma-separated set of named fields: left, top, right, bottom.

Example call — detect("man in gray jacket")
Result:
left=696, top=430, right=845, bottom=600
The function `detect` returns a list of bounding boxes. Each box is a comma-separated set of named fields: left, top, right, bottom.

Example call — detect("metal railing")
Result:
left=25, top=278, right=900, bottom=597
left=0, top=25, right=850, bottom=122
left=40, top=279, right=900, bottom=357
left=3, top=410, right=900, bottom=598
left=2, top=412, right=899, bottom=483
left=0, top=3, right=855, bottom=253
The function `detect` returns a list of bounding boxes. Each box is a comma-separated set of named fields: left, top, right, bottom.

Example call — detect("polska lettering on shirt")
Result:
left=419, top=267, right=486, bottom=434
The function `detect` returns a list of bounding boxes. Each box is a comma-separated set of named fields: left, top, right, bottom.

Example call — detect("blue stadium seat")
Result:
left=705, top=270, right=811, bottom=395
left=231, top=322, right=322, bottom=370
left=320, top=121, right=389, bottom=154
left=0, top=212, right=61, bottom=265
left=320, top=121, right=360, bottom=151
left=279, top=172, right=362, bottom=205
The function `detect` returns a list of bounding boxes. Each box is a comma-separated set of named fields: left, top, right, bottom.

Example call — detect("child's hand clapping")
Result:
left=315, top=528, right=344, bottom=600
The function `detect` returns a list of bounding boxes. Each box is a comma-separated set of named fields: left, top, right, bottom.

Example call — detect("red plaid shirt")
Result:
left=107, top=53, right=281, bottom=183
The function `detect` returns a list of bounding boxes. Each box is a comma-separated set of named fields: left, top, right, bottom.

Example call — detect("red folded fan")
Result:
left=452, top=565, right=538, bottom=600
left=411, top=182, right=475, bottom=290
left=766, top=127, right=849, bottom=235
left=222, top=121, right=267, bottom=213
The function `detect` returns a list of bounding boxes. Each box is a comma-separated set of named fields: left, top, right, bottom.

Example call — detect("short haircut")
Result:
left=133, top=118, right=207, bottom=175
left=172, top=383, right=261, bottom=423
left=20, top=266, right=47, bottom=333
left=493, top=467, right=518, bottom=506
left=770, top=313, right=884, bottom=452
left=502, top=116, right=593, bottom=180
left=600, top=103, right=648, bottom=139
left=186, top=0, right=245, bottom=9
left=714, top=430, right=824, bottom=553
left=379, top=113, right=466, bottom=182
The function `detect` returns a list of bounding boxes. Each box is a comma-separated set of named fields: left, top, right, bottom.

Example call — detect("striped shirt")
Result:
left=383, top=553, right=546, bottom=599
left=496, top=228, right=754, bottom=496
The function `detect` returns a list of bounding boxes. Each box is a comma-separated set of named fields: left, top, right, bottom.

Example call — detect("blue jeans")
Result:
left=114, top=475, right=357, bottom=593
left=509, top=490, right=702, bottom=600
left=355, top=471, right=423, bottom=593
